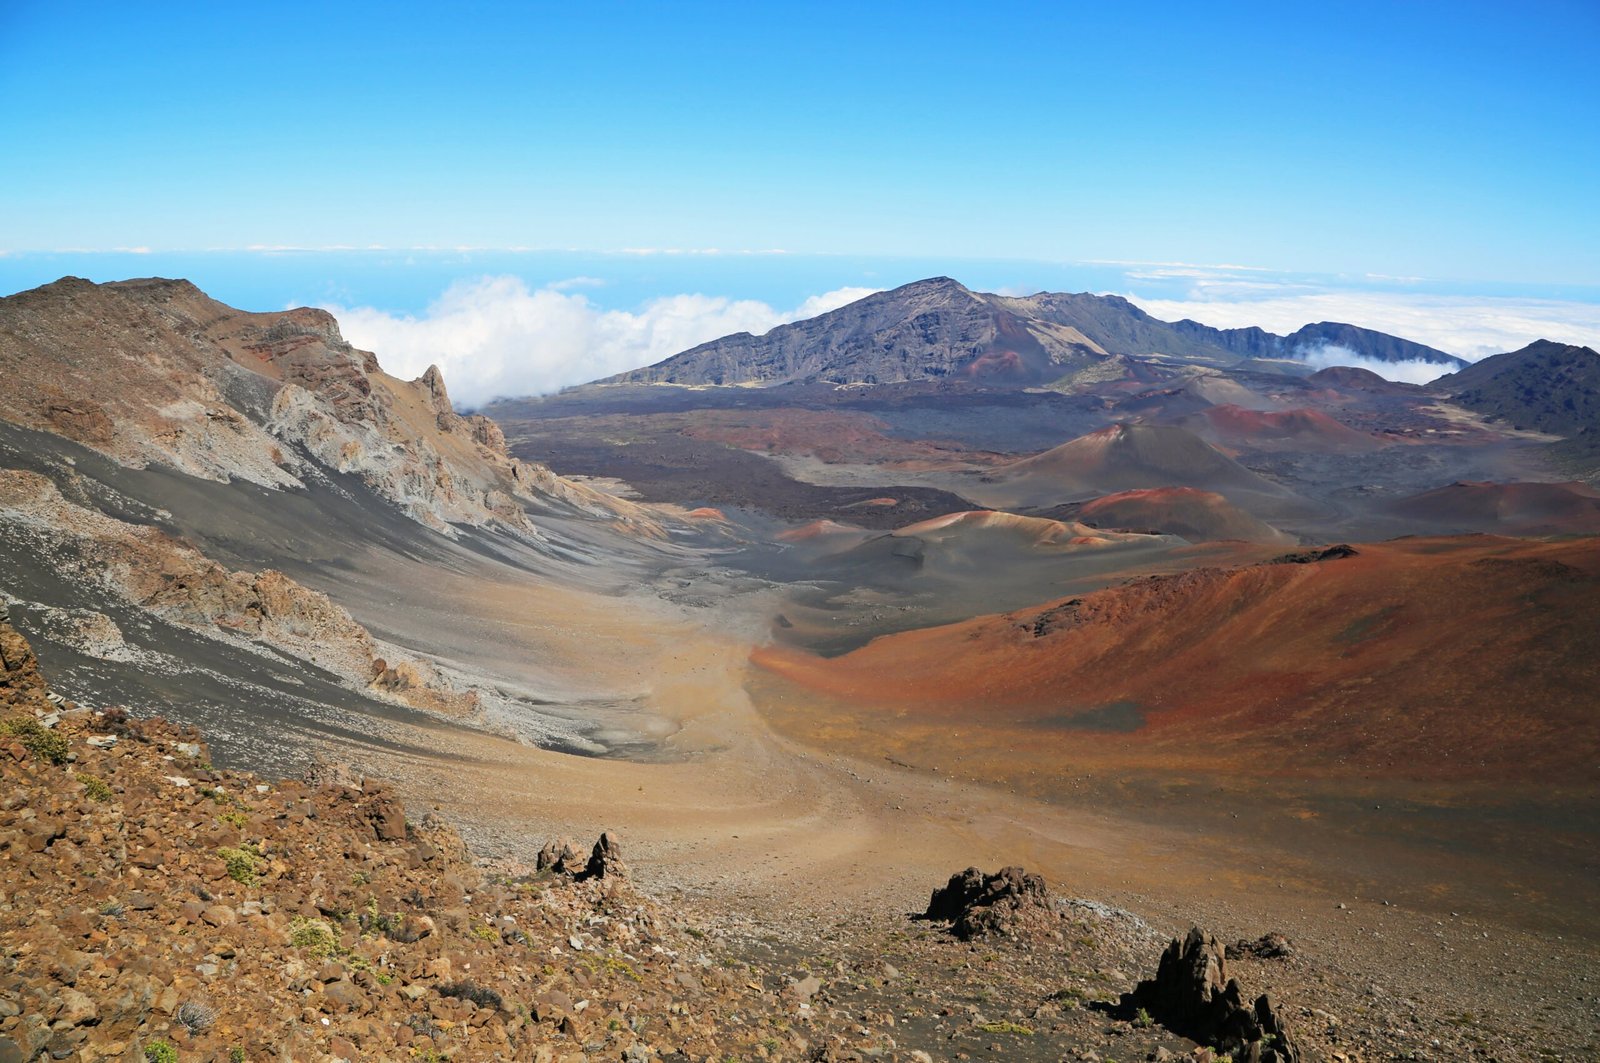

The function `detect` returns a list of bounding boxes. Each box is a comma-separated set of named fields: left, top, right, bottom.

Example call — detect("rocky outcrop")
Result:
left=1120, top=927, right=1302, bottom=1063
left=583, top=831, right=628, bottom=880
left=537, top=832, right=630, bottom=882
left=920, top=865, right=1057, bottom=940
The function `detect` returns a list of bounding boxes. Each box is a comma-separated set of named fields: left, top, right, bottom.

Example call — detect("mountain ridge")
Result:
left=599, top=276, right=1466, bottom=389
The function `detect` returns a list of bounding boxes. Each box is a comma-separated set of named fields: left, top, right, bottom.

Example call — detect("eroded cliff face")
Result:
left=0, top=470, right=476, bottom=716
left=0, top=276, right=661, bottom=537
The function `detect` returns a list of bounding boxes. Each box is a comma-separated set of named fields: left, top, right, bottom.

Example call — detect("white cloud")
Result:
left=792, top=286, right=879, bottom=319
left=323, top=277, right=880, bottom=408
left=1294, top=344, right=1455, bottom=386
left=1125, top=290, right=1600, bottom=367
left=547, top=275, right=606, bottom=291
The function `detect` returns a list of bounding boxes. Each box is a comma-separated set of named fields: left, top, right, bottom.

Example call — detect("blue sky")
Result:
left=3, top=2, right=1599, bottom=401
left=4, top=0, right=1598, bottom=280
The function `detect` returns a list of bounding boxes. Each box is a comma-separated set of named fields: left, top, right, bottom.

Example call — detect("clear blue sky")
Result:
left=3, top=0, right=1598, bottom=285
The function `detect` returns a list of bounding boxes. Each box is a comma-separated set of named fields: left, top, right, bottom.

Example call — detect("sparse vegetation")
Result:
left=76, top=772, right=113, bottom=801
left=176, top=1000, right=216, bottom=1034
left=289, top=916, right=340, bottom=958
left=1, top=716, right=69, bottom=764
left=216, top=843, right=263, bottom=886
left=975, top=1020, right=1035, bottom=1036
left=1133, top=1005, right=1153, bottom=1028
left=144, top=1042, right=178, bottom=1063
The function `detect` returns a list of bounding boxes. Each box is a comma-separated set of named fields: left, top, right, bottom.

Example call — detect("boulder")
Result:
left=919, top=865, right=1055, bottom=940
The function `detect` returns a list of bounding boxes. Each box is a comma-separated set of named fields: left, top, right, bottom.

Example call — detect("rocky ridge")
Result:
left=0, top=277, right=662, bottom=539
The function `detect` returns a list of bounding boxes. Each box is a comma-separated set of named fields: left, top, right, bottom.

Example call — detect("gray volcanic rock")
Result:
left=601, top=277, right=1463, bottom=388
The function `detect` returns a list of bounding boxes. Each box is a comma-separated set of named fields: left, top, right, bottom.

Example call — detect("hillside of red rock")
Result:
left=754, top=535, right=1600, bottom=784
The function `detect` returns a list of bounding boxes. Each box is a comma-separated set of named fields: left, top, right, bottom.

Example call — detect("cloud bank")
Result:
left=1293, top=343, right=1455, bottom=386
left=324, top=277, right=878, bottom=408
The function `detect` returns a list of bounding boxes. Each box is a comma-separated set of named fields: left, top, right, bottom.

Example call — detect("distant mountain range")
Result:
left=601, top=276, right=1466, bottom=388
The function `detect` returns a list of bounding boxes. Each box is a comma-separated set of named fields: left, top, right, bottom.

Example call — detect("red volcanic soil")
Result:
left=1194, top=404, right=1380, bottom=452
left=1074, top=486, right=1294, bottom=544
left=1387, top=481, right=1600, bottom=535
left=753, top=536, right=1600, bottom=784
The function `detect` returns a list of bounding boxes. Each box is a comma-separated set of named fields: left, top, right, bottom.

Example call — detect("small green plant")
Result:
left=228, top=1049, right=245, bottom=1063
left=217, top=808, right=248, bottom=829
left=408, top=1049, right=449, bottom=1062
left=604, top=956, right=642, bottom=982
left=144, top=1042, right=178, bottom=1063
left=351, top=870, right=370, bottom=886
left=216, top=844, right=263, bottom=886
left=1133, top=1006, right=1153, bottom=1028
left=289, top=916, right=340, bottom=958
left=975, top=1020, right=1034, bottom=1036
left=76, top=773, right=113, bottom=802
left=472, top=923, right=499, bottom=943
left=0, top=716, right=68, bottom=764
left=374, top=971, right=394, bottom=986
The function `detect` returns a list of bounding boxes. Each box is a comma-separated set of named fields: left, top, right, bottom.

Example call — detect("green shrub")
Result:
left=77, top=773, right=113, bottom=802
left=0, top=716, right=68, bottom=764
left=144, top=1042, right=178, bottom=1063
left=975, top=1020, right=1034, bottom=1036
left=216, top=844, right=263, bottom=886
left=289, top=916, right=340, bottom=958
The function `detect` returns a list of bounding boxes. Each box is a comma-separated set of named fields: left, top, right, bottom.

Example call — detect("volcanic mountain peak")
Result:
left=597, top=276, right=1463, bottom=390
